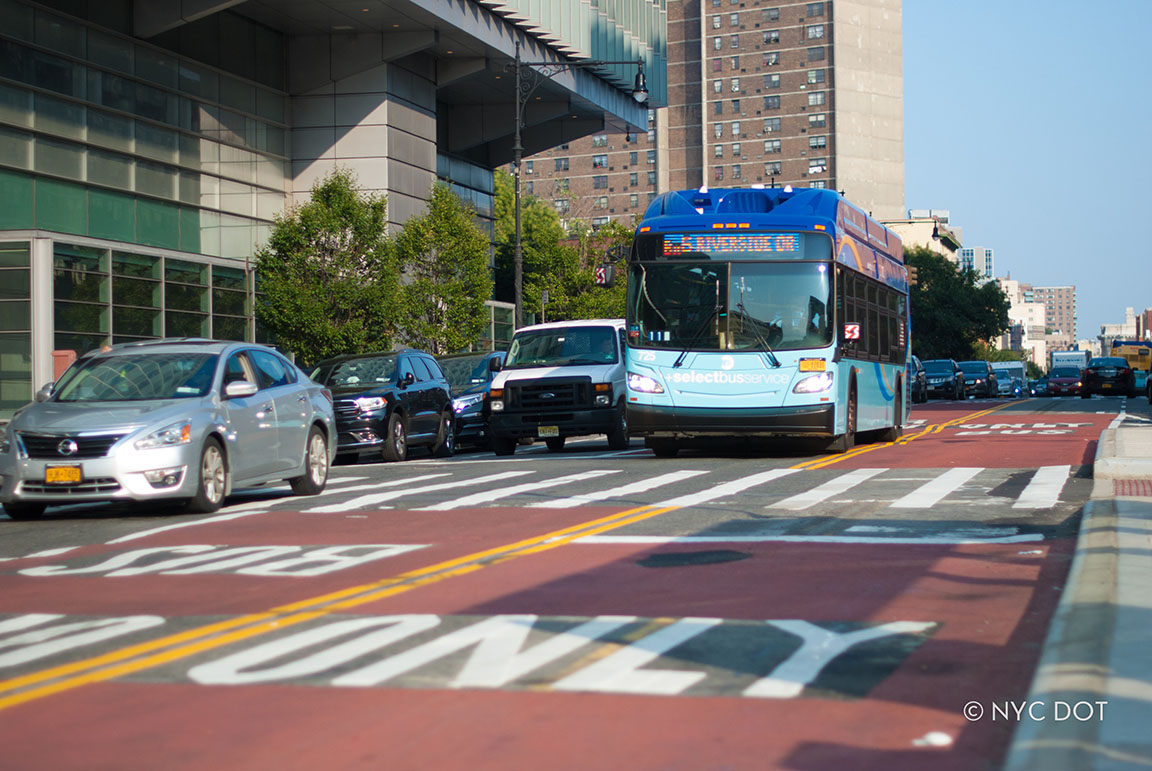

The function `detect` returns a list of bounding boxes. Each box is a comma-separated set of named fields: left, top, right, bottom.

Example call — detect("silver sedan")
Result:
left=0, top=339, right=335, bottom=520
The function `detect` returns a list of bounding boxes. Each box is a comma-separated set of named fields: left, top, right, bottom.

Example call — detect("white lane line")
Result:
left=651, top=468, right=802, bottom=509
left=889, top=467, right=982, bottom=509
left=577, top=533, right=1043, bottom=545
left=107, top=509, right=272, bottom=544
left=304, top=471, right=536, bottom=513
left=1013, top=465, right=1071, bottom=509
left=226, top=473, right=453, bottom=513
left=769, top=468, right=886, bottom=511
left=418, top=470, right=622, bottom=511
left=529, top=470, right=711, bottom=509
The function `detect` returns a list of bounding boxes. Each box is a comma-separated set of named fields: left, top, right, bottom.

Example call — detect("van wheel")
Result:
left=545, top=437, right=566, bottom=452
left=290, top=425, right=329, bottom=495
left=607, top=404, right=630, bottom=450
left=381, top=413, right=407, bottom=462
left=492, top=437, right=516, bottom=456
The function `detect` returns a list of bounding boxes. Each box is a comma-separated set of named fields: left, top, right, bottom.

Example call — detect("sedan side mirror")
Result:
left=225, top=380, right=259, bottom=398
left=35, top=382, right=55, bottom=402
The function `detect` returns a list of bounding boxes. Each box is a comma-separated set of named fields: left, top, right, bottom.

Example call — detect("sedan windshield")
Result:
left=958, top=362, right=988, bottom=374
left=1049, top=367, right=1081, bottom=378
left=922, top=360, right=955, bottom=373
left=54, top=353, right=218, bottom=402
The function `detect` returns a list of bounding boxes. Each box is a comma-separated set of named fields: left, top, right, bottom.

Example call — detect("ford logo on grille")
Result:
left=57, top=439, right=79, bottom=456
left=540, top=392, right=556, bottom=399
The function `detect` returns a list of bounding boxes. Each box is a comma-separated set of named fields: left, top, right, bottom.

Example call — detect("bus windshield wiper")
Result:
left=736, top=302, right=782, bottom=368
left=673, top=306, right=722, bottom=368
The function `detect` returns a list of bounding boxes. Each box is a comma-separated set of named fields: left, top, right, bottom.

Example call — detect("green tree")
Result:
left=493, top=169, right=566, bottom=308
left=254, top=168, right=400, bottom=365
left=907, top=246, right=1010, bottom=360
left=394, top=183, right=494, bottom=355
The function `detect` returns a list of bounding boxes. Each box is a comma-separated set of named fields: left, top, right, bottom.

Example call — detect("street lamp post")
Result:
left=508, top=42, right=649, bottom=329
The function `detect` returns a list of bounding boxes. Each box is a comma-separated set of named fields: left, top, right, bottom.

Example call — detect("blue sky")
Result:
left=902, top=1, right=1152, bottom=340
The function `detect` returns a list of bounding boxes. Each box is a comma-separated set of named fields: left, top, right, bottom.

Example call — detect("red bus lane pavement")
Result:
left=0, top=402, right=1110, bottom=770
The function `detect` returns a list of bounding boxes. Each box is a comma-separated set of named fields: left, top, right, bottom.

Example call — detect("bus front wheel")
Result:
left=830, top=385, right=857, bottom=454
left=647, top=438, right=680, bottom=458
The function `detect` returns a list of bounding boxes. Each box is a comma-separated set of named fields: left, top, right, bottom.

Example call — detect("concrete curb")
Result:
left=1004, top=428, right=1152, bottom=770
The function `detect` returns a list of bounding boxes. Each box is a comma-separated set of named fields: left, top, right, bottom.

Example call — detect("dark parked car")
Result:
left=437, top=350, right=506, bottom=449
left=310, top=349, right=454, bottom=462
left=957, top=360, right=999, bottom=398
left=1046, top=367, right=1082, bottom=397
left=909, top=355, right=928, bottom=403
left=1029, top=376, right=1048, bottom=396
left=1080, top=356, right=1136, bottom=398
left=921, top=358, right=966, bottom=400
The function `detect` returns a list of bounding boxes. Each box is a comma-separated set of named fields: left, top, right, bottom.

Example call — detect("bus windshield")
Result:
left=628, top=260, right=831, bottom=351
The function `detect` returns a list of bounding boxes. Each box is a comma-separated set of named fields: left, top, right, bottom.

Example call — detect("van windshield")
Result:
left=504, top=327, right=618, bottom=369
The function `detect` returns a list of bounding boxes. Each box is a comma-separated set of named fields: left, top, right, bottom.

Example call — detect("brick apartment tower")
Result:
left=522, top=0, right=904, bottom=228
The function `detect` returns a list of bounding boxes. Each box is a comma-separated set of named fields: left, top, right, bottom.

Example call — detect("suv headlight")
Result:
left=354, top=396, right=387, bottom=413
left=452, top=393, right=485, bottom=414
left=135, top=421, right=192, bottom=450
left=793, top=372, right=834, bottom=394
left=0, top=425, right=10, bottom=454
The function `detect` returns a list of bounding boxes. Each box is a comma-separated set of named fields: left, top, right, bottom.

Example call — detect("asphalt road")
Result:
left=0, top=394, right=1138, bottom=770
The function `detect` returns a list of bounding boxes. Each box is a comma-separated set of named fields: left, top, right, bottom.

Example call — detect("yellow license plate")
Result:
left=538, top=425, right=559, bottom=437
left=45, top=465, right=82, bottom=485
left=799, top=358, right=826, bottom=372
left=1102, top=383, right=1112, bottom=388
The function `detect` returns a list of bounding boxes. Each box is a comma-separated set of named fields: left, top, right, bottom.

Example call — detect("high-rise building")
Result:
left=523, top=0, right=904, bottom=228
left=1029, top=285, right=1078, bottom=340
left=0, top=0, right=665, bottom=417
left=958, top=247, right=995, bottom=279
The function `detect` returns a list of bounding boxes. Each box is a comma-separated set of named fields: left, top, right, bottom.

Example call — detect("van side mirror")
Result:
left=35, top=382, right=54, bottom=402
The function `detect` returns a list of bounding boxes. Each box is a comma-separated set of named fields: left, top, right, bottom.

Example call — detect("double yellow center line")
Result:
left=0, top=403, right=1008, bottom=709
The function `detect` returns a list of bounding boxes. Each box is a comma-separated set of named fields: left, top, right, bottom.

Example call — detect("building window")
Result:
left=713, top=80, right=723, bottom=94
left=806, top=25, right=824, bottom=39
left=714, top=167, right=724, bottom=181
left=713, top=37, right=722, bottom=50
left=714, top=144, right=724, bottom=158
left=592, top=134, right=608, bottom=147
left=731, top=99, right=740, bottom=113
left=765, top=74, right=780, bottom=89
left=555, top=178, right=569, bottom=192
left=731, top=56, right=740, bottom=70
left=730, top=35, right=739, bottom=49
left=647, top=150, right=655, bottom=164
left=713, top=58, right=723, bottom=72
left=592, top=216, right=610, bottom=227
left=807, top=69, right=826, bottom=84
left=730, top=121, right=741, bottom=136
left=592, top=154, right=608, bottom=168
left=733, top=164, right=741, bottom=179
left=807, top=2, right=824, bottom=17
left=595, top=196, right=608, bottom=210
left=764, top=139, right=781, bottom=154
left=630, top=194, right=639, bottom=208
left=630, top=172, right=638, bottom=187
left=809, top=135, right=827, bottom=149
left=555, top=157, right=569, bottom=171
left=714, top=101, right=723, bottom=115
left=764, top=52, right=779, bottom=67
left=729, top=13, right=738, bottom=26
left=714, top=123, right=723, bottom=138
left=764, top=117, right=780, bottom=132
left=808, top=91, right=826, bottom=106
left=554, top=199, right=570, bottom=214
left=763, top=8, right=779, bottom=22
left=765, top=161, right=781, bottom=175
left=808, top=113, right=826, bottom=129
left=810, top=180, right=826, bottom=188
left=764, top=30, right=779, bottom=44
left=808, top=158, right=827, bottom=173
left=732, top=142, right=741, bottom=156
left=526, top=181, right=533, bottom=194
left=712, top=15, right=721, bottom=28
left=647, top=171, right=656, bottom=185
left=630, top=151, right=638, bottom=165
left=764, top=95, right=780, bottom=110
left=593, top=175, right=608, bottom=189
left=525, top=160, right=533, bottom=173
left=730, top=78, right=740, bottom=93
left=808, top=46, right=826, bottom=61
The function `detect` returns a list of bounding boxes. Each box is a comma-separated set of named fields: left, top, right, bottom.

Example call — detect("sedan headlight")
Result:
left=134, top=421, right=192, bottom=450
left=452, top=393, right=486, bottom=414
left=793, top=372, right=834, bottom=394
left=627, top=372, right=665, bottom=394
left=354, top=396, right=387, bottom=413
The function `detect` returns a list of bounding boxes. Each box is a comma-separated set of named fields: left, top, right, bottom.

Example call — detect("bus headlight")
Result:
left=627, top=372, right=664, bottom=394
left=793, top=372, right=834, bottom=394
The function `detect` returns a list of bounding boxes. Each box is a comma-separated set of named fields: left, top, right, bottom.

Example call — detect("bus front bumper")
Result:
left=628, top=402, right=835, bottom=438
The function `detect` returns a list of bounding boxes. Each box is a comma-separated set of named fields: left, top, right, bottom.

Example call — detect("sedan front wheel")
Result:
left=186, top=437, right=227, bottom=513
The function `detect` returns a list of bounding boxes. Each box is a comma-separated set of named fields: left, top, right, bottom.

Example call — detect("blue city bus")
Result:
left=624, top=186, right=909, bottom=457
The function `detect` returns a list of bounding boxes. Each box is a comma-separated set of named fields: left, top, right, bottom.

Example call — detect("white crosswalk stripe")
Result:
left=769, top=468, right=887, bottom=511
left=889, top=467, right=983, bottom=509
left=1013, top=465, right=1072, bottom=509
left=418, top=470, right=623, bottom=511
left=529, top=470, right=711, bottom=509
left=304, top=471, right=536, bottom=513
left=652, top=468, right=802, bottom=509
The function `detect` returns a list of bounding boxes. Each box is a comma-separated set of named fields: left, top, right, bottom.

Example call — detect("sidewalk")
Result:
left=1005, top=419, right=1152, bottom=770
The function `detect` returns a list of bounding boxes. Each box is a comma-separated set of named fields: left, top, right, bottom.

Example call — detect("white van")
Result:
left=487, top=319, right=628, bottom=455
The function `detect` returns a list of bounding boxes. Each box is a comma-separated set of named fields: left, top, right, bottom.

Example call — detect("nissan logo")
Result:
left=57, top=439, right=79, bottom=456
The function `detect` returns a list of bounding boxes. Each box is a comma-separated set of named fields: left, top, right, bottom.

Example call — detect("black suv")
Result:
left=436, top=350, right=506, bottom=449
left=310, top=349, right=454, bottom=462
left=957, top=360, right=999, bottom=398
left=921, top=358, right=966, bottom=400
